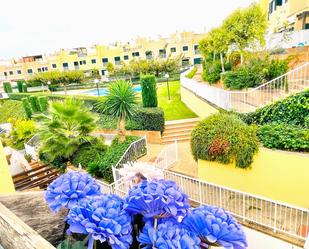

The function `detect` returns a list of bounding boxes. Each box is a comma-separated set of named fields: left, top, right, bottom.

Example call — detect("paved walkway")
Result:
left=244, top=227, right=302, bottom=249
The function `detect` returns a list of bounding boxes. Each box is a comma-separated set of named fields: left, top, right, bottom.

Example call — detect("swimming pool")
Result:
left=82, top=85, right=142, bottom=96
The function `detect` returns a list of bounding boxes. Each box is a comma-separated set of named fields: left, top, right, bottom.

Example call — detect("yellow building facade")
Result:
left=0, top=141, right=15, bottom=193
left=260, top=0, right=309, bottom=33
left=0, top=32, right=204, bottom=82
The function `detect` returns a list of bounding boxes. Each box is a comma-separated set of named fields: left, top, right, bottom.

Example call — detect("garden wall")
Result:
left=95, top=130, right=162, bottom=144
left=0, top=141, right=15, bottom=193
left=198, top=148, right=309, bottom=208
left=180, top=86, right=218, bottom=118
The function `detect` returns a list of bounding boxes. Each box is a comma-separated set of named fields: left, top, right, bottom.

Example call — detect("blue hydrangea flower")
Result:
left=182, top=205, right=248, bottom=249
left=138, top=218, right=200, bottom=249
left=124, top=179, right=190, bottom=220
left=45, top=171, right=101, bottom=212
left=67, top=194, right=132, bottom=249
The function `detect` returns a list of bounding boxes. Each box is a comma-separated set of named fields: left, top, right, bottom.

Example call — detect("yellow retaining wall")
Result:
left=180, top=86, right=218, bottom=118
left=0, top=141, right=15, bottom=193
left=198, top=148, right=309, bottom=208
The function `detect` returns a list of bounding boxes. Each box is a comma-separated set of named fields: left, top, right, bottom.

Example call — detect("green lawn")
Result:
left=0, top=100, right=26, bottom=123
left=157, top=81, right=197, bottom=121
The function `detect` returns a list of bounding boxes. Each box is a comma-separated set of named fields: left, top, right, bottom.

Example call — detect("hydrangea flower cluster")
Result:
left=138, top=218, right=200, bottom=249
left=67, top=194, right=132, bottom=249
left=182, top=205, right=248, bottom=249
left=124, top=179, right=190, bottom=220
left=45, top=171, right=101, bottom=212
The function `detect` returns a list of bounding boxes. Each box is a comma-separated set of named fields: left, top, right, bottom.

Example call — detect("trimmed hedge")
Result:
left=3, top=82, right=12, bottom=93
left=22, top=84, right=28, bottom=92
left=97, top=107, right=165, bottom=132
left=186, top=67, right=197, bottom=79
left=22, top=98, right=32, bottom=119
left=17, top=80, right=24, bottom=93
left=29, top=96, right=40, bottom=112
left=240, top=90, right=309, bottom=127
left=8, top=92, right=102, bottom=111
left=87, top=136, right=140, bottom=183
left=140, top=74, right=158, bottom=107
left=38, top=96, right=48, bottom=112
left=258, top=123, right=309, bottom=152
left=191, top=113, right=259, bottom=168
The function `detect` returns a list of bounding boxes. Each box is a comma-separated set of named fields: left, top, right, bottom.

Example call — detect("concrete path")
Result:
left=244, top=227, right=302, bottom=249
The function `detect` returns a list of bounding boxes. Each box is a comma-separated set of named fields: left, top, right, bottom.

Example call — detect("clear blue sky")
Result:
left=0, top=0, right=255, bottom=59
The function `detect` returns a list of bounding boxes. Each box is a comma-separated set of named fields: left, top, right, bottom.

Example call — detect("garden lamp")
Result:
left=94, top=79, right=100, bottom=96
left=164, top=73, right=170, bottom=100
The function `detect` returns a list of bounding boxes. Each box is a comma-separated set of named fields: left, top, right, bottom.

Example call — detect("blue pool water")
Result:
left=83, top=85, right=142, bottom=96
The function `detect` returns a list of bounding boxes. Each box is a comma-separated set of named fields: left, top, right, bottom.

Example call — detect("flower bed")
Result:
left=45, top=171, right=248, bottom=249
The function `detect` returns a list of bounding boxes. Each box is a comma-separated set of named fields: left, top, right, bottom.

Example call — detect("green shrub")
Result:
left=191, top=113, right=259, bottom=168
left=202, top=60, right=222, bottom=84
left=3, top=82, right=12, bottom=93
left=22, top=98, right=32, bottom=119
left=87, top=136, right=140, bottom=183
left=97, top=106, right=165, bottom=132
left=258, top=123, right=309, bottom=152
left=0, top=100, right=26, bottom=123
left=140, top=74, right=158, bottom=107
left=72, top=139, right=107, bottom=168
left=17, top=80, right=25, bottom=93
left=29, top=96, right=40, bottom=112
left=240, top=90, right=309, bottom=127
left=38, top=96, right=48, bottom=112
left=131, top=107, right=165, bottom=132
left=7, top=119, right=36, bottom=149
left=22, top=84, right=28, bottom=92
left=186, top=67, right=197, bottom=79
left=223, top=58, right=289, bottom=90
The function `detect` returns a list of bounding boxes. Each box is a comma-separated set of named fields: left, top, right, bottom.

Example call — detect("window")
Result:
left=124, top=55, right=129, bottom=60
left=17, top=70, right=21, bottom=74
left=194, top=45, right=200, bottom=54
left=159, top=49, right=166, bottom=58
left=79, top=60, right=86, bottom=65
left=63, top=63, right=69, bottom=70
left=305, top=23, right=309, bottom=30
left=74, top=61, right=78, bottom=66
left=27, top=69, right=33, bottom=74
left=9, top=71, right=13, bottom=75
left=170, top=47, right=176, bottom=53
left=132, top=51, right=140, bottom=57
left=145, top=51, right=153, bottom=59
left=101, top=69, right=107, bottom=76
left=276, top=0, right=282, bottom=6
left=102, top=58, right=109, bottom=65
left=182, top=46, right=189, bottom=52
left=114, top=56, right=121, bottom=65
left=4, top=72, right=7, bottom=76
left=38, top=68, right=42, bottom=72
left=91, top=59, right=96, bottom=64
left=52, top=64, right=57, bottom=68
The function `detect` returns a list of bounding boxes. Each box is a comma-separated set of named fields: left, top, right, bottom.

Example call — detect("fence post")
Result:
left=112, top=166, right=117, bottom=183
left=219, top=188, right=222, bottom=207
left=273, top=203, right=277, bottom=232
left=144, top=135, right=148, bottom=155
left=199, top=181, right=202, bottom=204
left=243, top=194, right=246, bottom=222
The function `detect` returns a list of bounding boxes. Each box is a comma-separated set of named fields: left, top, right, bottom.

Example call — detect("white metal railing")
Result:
left=112, top=136, right=147, bottom=182
left=162, top=169, right=309, bottom=241
left=181, top=62, right=309, bottom=113
left=153, top=140, right=178, bottom=170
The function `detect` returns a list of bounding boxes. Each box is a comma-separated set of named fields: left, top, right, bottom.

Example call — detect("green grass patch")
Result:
left=157, top=81, right=197, bottom=121
left=0, top=100, right=26, bottom=123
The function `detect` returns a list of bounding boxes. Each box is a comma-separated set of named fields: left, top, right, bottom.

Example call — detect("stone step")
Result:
left=162, top=132, right=191, bottom=140
left=162, top=127, right=193, bottom=136
left=165, top=118, right=200, bottom=128
left=162, top=137, right=191, bottom=144
left=164, top=123, right=197, bottom=132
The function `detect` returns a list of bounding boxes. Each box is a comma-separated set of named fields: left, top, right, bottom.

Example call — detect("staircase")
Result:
left=161, top=118, right=199, bottom=144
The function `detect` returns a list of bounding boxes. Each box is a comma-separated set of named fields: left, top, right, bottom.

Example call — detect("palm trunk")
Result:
left=118, top=118, right=126, bottom=142
left=240, top=52, right=244, bottom=65
left=220, top=53, right=225, bottom=73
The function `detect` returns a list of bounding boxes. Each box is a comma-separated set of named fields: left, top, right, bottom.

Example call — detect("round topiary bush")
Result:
left=191, top=113, right=259, bottom=169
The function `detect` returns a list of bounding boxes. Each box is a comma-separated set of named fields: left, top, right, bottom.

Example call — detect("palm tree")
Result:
left=35, top=98, right=97, bottom=166
left=98, top=80, right=137, bottom=142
